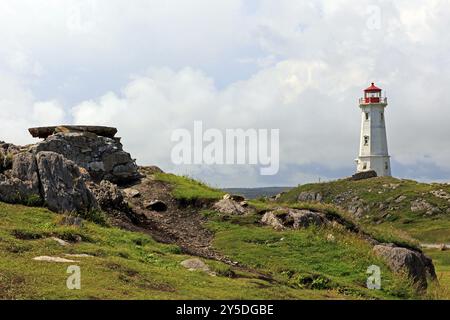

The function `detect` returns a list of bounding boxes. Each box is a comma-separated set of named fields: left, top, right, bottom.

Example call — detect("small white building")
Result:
left=355, top=83, right=391, bottom=176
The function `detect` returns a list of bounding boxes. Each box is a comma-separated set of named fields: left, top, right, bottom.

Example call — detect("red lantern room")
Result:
left=361, top=82, right=387, bottom=104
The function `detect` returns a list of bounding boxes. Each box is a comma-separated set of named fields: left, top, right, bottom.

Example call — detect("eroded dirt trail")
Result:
left=116, top=167, right=230, bottom=262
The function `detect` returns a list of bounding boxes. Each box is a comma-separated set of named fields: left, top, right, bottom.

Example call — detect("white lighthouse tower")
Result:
left=355, top=83, right=391, bottom=176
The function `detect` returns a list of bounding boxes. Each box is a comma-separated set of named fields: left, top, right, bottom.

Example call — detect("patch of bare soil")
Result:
left=116, top=167, right=227, bottom=262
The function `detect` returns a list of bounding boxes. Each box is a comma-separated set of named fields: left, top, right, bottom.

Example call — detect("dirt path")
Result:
left=116, top=168, right=234, bottom=262
left=111, top=168, right=277, bottom=283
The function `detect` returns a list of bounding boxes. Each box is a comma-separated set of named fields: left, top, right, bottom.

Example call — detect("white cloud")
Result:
left=2, top=0, right=450, bottom=186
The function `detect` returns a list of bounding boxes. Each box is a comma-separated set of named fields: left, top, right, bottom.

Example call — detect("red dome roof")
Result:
left=364, top=82, right=382, bottom=92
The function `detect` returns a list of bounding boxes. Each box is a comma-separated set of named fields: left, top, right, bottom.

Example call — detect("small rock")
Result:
left=223, top=194, right=245, bottom=202
left=395, top=195, right=407, bottom=203
left=213, top=199, right=249, bottom=215
left=180, top=258, right=215, bottom=276
left=144, top=200, right=168, bottom=212
left=326, top=234, right=336, bottom=242
left=51, top=237, right=70, bottom=246
left=261, top=212, right=284, bottom=230
left=123, top=188, right=140, bottom=198
left=33, top=256, right=78, bottom=263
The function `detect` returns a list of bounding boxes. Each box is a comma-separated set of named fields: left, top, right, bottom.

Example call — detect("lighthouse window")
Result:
left=365, top=112, right=369, bottom=120
left=363, top=163, right=367, bottom=170
left=364, top=136, right=369, bottom=146
left=381, top=112, right=384, bottom=120
left=385, top=162, right=389, bottom=170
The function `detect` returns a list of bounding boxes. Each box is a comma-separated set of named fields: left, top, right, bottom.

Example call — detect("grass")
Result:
left=423, top=249, right=450, bottom=299
left=206, top=216, right=419, bottom=299
left=0, top=201, right=356, bottom=300
left=154, top=173, right=225, bottom=202
left=248, top=199, right=420, bottom=250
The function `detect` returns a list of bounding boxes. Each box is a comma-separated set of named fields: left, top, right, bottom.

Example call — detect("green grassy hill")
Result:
left=276, top=176, right=450, bottom=297
left=0, top=174, right=446, bottom=300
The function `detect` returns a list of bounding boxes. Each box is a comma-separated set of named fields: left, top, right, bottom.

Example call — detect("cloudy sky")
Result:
left=1, top=0, right=449, bottom=187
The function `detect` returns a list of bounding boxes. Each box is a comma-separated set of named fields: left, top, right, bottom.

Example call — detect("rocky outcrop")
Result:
left=261, top=209, right=329, bottom=230
left=0, top=126, right=137, bottom=214
left=32, top=131, right=139, bottom=184
left=351, top=170, right=377, bottom=181
left=373, top=244, right=437, bottom=290
left=411, top=199, right=441, bottom=216
left=0, top=151, right=41, bottom=204
left=297, top=191, right=323, bottom=202
left=36, top=151, right=98, bottom=213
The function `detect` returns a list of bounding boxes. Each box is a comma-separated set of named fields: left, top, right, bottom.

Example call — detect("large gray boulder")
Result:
left=261, top=208, right=329, bottom=230
left=36, top=151, right=98, bottom=213
left=32, top=131, right=139, bottom=184
left=0, top=151, right=41, bottom=204
left=373, top=244, right=437, bottom=290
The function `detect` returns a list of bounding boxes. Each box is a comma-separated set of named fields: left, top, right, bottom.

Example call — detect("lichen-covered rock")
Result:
left=297, top=191, right=323, bottom=202
left=89, top=180, right=124, bottom=211
left=261, top=208, right=329, bottom=230
left=0, top=151, right=42, bottom=204
left=373, top=244, right=437, bottom=290
left=33, top=131, right=139, bottom=184
left=213, top=199, right=249, bottom=215
left=410, top=199, right=441, bottom=216
left=36, top=151, right=98, bottom=213
left=261, top=212, right=285, bottom=230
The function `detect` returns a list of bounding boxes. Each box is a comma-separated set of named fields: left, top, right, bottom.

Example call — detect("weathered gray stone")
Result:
left=373, top=244, right=437, bottom=290
left=261, top=208, right=329, bottom=230
left=0, top=152, right=42, bottom=204
left=351, top=170, right=377, bottom=181
left=297, top=191, right=323, bottom=202
left=36, top=151, right=98, bottom=213
left=213, top=199, right=249, bottom=215
left=261, top=212, right=285, bottom=230
left=29, top=125, right=117, bottom=139
left=33, top=131, right=140, bottom=184
left=180, top=258, right=214, bottom=275
left=89, top=180, right=124, bottom=211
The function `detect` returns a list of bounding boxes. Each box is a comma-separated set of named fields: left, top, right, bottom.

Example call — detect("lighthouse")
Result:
left=355, top=83, right=391, bottom=177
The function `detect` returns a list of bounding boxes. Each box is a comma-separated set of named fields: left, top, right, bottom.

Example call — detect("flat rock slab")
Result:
left=64, top=254, right=94, bottom=258
left=33, top=256, right=78, bottom=263
left=29, top=125, right=118, bottom=139
left=51, top=237, right=70, bottom=246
